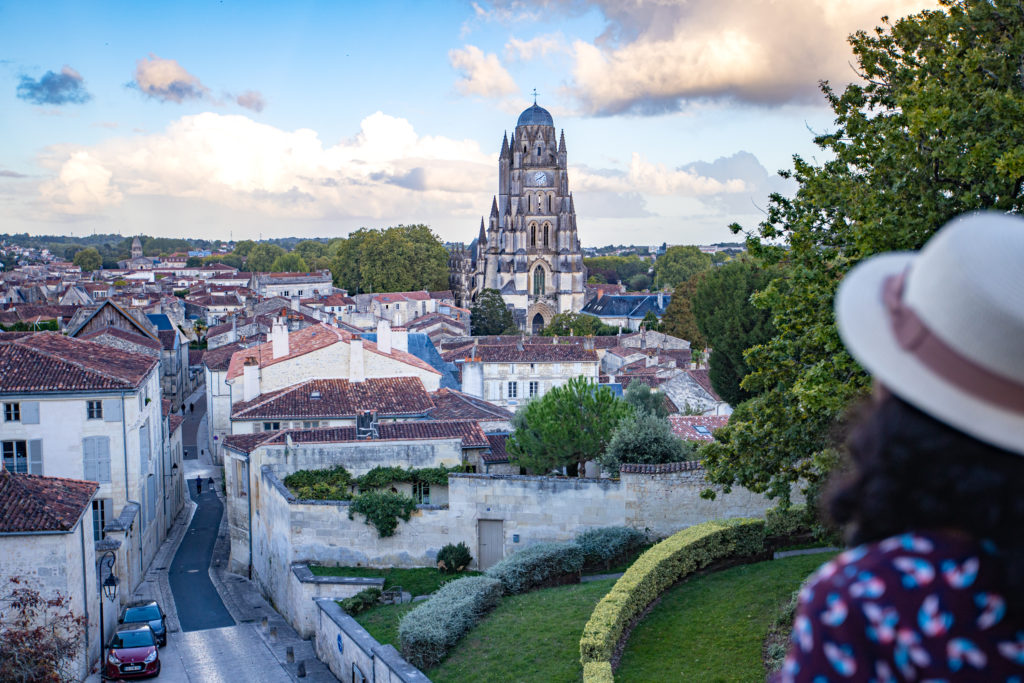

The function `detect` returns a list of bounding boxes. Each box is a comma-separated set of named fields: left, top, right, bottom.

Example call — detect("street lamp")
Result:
left=98, top=551, right=119, bottom=664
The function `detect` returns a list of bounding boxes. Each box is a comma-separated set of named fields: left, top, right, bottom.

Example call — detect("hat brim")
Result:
left=836, top=252, right=1024, bottom=456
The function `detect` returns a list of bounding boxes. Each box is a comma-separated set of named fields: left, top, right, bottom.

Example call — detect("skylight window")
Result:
left=693, top=425, right=711, bottom=435
left=310, top=391, right=322, bottom=400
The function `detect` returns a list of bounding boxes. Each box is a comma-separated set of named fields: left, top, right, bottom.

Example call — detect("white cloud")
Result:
left=35, top=112, right=494, bottom=224
left=505, top=33, right=566, bottom=61
left=132, top=54, right=210, bottom=103
left=573, top=154, right=745, bottom=197
left=496, top=0, right=939, bottom=113
left=449, top=45, right=519, bottom=99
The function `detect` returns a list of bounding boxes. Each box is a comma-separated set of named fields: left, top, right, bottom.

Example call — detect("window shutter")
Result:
left=139, top=422, right=151, bottom=472
left=83, top=438, right=97, bottom=481
left=147, top=476, right=156, bottom=525
left=97, top=437, right=111, bottom=483
left=103, top=399, right=122, bottom=422
left=27, top=439, right=42, bottom=475
left=21, top=402, right=39, bottom=424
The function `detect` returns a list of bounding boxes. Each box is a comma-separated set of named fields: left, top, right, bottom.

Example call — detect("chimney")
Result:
left=271, top=317, right=289, bottom=359
left=243, top=357, right=260, bottom=402
left=392, top=326, right=408, bottom=353
left=290, top=296, right=299, bottom=311
left=584, top=336, right=594, bottom=351
left=356, top=410, right=379, bottom=440
left=657, top=291, right=664, bottom=309
left=350, top=336, right=365, bottom=383
left=231, top=317, right=238, bottom=344
left=461, top=359, right=484, bottom=398
left=609, top=373, right=616, bottom=384
left=552, top=335, right=558, bottom=345
left=376, top=319, right=392, bottom=354
left=641, top=330, right=647, bottom=350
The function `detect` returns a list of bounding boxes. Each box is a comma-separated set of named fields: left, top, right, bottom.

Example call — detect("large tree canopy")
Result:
left=539, top=312, right=619, bottom=337
left=470, top=289, right=515, bottom=335
left=328, top=225, right=448, bottom=294
left=507, top=377, right=632, bottom=476
left=701, top=0, right=1024, bottom=503
left=72, top=247, right=101, bottom=272
left=653, top=246, right=711, bottom=289
left=692, top=259, right=778, bottom=405
left=659, top=272, right=707, bottom=349
left=244, top=243, right=286, bottom=272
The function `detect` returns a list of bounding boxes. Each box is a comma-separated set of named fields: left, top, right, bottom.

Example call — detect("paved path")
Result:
left=169, top=479, right=235, bottom=631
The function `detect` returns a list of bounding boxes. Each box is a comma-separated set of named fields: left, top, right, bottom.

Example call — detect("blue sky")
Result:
left=0, top=0, right=935, bottom=246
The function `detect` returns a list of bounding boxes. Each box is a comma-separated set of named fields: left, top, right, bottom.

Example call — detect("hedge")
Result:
left=575, top=527, right=646, bottom=569
left=398, top=575, right=503, bottom=670
left=578, top=518, right=766, bottom=677
left=764, top=503, right=812, bottom=538
left=583, top=662, right=614, bottom=683
left=485, top=542, right=585, bottom=594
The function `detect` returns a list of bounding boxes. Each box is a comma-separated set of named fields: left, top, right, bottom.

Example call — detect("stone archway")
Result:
left=526, top=301, right=556, bottom=335
left=531, top=313, right=545, bottom=335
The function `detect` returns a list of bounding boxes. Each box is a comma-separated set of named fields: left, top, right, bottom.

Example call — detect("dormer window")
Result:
left=310, top=391, right=322, bottom=400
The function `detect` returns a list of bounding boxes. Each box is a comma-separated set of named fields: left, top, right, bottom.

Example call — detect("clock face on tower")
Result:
left=533, top=171, right=548, bottom=186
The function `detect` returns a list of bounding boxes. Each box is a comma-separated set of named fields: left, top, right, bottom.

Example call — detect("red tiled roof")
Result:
left=483, top=434, right=510, bottom=464
left=204, top=340, right=256, bottom=371
left=447, top=344, right=598, bottom=363
left=169, top=414, right=185, bottom=434
left=429, top=290, right=454, bottom=300
left=0, top=472, right=97, bottom=533
left=231, top=377, right=434, bottom=420
left=157, top=329, right=178, bottom=350
left=428, top=388, right=513, bottom=421
left=619, top=461, right=703, bottom=474
left=668, top=415, right=729, bottom=442
left=78, top=326, right=162, bottom=351
left=0, top=332, right=158, bottom=393
left=225, top=323, right=439, bottom=380
left=223, top=419, right=488, bottom=453
left=688, top=368, right=722, bottom=402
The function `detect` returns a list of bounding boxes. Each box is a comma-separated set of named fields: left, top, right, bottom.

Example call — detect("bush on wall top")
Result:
left=579, top=518, right=766, bottom=671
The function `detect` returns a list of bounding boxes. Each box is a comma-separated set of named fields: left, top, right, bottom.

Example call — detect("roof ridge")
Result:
left=10, top=337, right=139, bottom=389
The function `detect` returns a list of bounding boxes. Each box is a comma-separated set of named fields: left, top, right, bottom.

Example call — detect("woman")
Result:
left=777, top=213, right=1024, bottom=681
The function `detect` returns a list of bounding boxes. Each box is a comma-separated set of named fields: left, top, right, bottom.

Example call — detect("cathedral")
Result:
left=449, top=101, right=586, bottom=334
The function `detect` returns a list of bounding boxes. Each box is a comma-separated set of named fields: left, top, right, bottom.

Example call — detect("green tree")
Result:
left=204, top=253, right=244, bottom=269
left=293, top=239, right=327, bottom=263
left=470, top=289, right=515, bottom=335
left=359, top=225, right=449, bottom=293
left=329, top=229, right=372, bottom=292
left=599, top=411, right=695, bottom=476
left=692, top=259, right=778, bottom=405
left=653, top=246, right=712, bottom=289
left=245, top=243, right=286, bottom=272
left=540, top=312, right=619, bottom=336
left=659, top=272, right=707, bottom=349
left=623, top=381, right=669, bottom=419
left=233, top=240, right=257, bottom=257
left=186, top=256, right=203, bottom=267
left=507, top=377, right=633, bottom=476
left=627, top=273, right=650, bottom=291
left=701, top=0, right=1024, bottom=503
left=72, top=247, right=101, bottom=272
left=584, top=255, right=648, bottom=284
left=270, top=252, right=309, bottom=272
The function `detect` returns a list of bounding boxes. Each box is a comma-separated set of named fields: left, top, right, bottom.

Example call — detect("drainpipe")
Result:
left=79, top=519, right=90, bottom=674
left=247, top=457, right=253, bottom=580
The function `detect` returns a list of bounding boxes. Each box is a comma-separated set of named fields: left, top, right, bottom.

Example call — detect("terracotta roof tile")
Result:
left=231, top=377, right=434, bottom=420
left=223, top=419, right=488, bottom=453
left=0, top=472, right=97, bottom=533
left=619, top=461, right=703, bottom=474
left=169, top=414, right=185, bottom=434
left=0, top=332, right=158, bottom=393
left=428, top=388, right=513, bottom=421
left=483, top=434, right=510, bottom=463
left=668, top=415, right=729, bottom=442
left=451, top=344, right=598, bottom=363
left=688, top=368, right=722, bottom=402
left=79, top=326, right=162, bottom=351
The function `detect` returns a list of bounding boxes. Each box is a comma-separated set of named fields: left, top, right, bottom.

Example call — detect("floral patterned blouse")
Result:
left=776, top=531, right=1023, bottom=681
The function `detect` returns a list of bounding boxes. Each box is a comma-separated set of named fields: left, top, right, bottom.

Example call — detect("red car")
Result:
left=103, top=623, right=160, bottom=679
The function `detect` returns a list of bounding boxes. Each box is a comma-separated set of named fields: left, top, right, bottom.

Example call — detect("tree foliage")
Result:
left=701, top=0, right=1024, bottom=503
left=470, top=288, right=515, bottom=335
left=659, top=272, right=707, bottom=349
left=653, top=246, right=711, bottom=289
left=507, top=377, right=632, bottom=475
left=233, top=239, right=257, bottom=257
left=293, top=239, right=327, bottom=263
left=328, top=225, right=448, bottom=293
left=599, top=411, right=695, bottom=476
left=270, top=252, right=309, bottom=273
left=692, top=259, right=778, bottom=405
left=244, top=243, right=286, bottom=272
left=623, top=381, right=669, bottom=418
left=72, top=247, right=101, bottom=272
left=539, top=311, right=619, bottom=337
left=584, top=255, right=648, bottom=284
left=0, top=576, right=85, bottom=682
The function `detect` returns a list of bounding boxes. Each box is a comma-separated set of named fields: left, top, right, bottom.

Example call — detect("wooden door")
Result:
left=478, top=519, right=504, bottom=570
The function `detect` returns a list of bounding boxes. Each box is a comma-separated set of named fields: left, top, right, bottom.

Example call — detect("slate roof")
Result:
left=668, top=415, right=729, bottom=442
left=0, top=332, right=158, bottom=393
left=226, top=324, right=440, bottom=380
left=428, top=388, right=513, bottom=422
left=231, top=377, right=435, bottom=420
left=483, top=434, right=510, bottom=464
left=360, top=331, right=459, bottom=390
left=223, top=419, right=488, bottom=453
left=146, top=313, right=174, bottom=331
left=0, top=472, right=97, bottom=533
left=79, top=326, right=162, bottom=351
left=581, top=294, right=671, bottom=319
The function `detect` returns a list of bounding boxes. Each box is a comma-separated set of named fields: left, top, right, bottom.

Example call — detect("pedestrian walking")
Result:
left=195, top=475, right=202, bottom=495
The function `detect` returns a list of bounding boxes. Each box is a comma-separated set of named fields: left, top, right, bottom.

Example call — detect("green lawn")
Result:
left=308, top=565, right=479, bottom=598
left=353, top=578, right=618, bottom=682
left=615, top=552, right=835, bottom=682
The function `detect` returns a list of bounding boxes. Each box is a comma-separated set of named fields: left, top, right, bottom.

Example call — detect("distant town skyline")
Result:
left=1, top=0, right=936, bottom=246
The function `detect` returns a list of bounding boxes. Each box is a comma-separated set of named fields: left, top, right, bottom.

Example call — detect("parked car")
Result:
left=119, top=600, right=167, bottom=646
left=104, top=624, right=160, bottom=679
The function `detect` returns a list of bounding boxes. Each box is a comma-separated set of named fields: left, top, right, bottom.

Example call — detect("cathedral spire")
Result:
left=479, top=218, right=486, bottom=242
left=500, top=132, right=510, bottom=158
left=558, top=129, right=566, bottom=153
left=490, top=196, right=499, bottom=217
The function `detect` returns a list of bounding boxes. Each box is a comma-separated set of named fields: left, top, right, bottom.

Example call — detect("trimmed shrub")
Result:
left=583, top=662, right=615, bottom=683
left=338, top=587, right=381, bottom=615
left=485, top=542, right=585, bottom=595
left=398, top=575, right=503, bottom=669
left=436, top=542, right=473, bottom=574
left=579, top=518, right=766, bottom=671
left=575, top=527, right=646, bottom=569
left=765, top=503, right=812, bottom=538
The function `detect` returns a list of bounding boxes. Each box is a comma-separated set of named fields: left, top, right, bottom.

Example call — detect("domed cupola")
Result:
left=516, top=103, right=553, bottom=128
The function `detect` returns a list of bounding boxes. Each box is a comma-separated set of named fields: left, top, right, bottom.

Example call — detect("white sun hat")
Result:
left=835, top=211, right=1024, bottom=456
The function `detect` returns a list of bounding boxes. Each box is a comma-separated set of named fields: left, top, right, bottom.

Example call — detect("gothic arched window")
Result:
left=529, top=224, right=536, bottom=246
left=533, top=268, right=545, bottom=295
left=543, top=224, right=550, bottom=248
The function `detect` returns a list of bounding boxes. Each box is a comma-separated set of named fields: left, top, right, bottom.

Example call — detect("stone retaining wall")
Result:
left=289, top=565, right=385, bottom=638
left=313, top=598, right=428, bottom=682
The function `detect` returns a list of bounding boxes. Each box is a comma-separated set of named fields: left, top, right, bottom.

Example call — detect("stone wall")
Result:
left=289, top=565, right=384, bottom=638
left=313, top=598, right=428, bottom=682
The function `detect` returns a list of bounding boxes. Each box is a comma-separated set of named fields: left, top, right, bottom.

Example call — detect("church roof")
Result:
left=517, top=103, right=553, bottom=127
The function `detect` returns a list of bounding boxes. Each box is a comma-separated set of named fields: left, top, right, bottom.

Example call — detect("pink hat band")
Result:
left=884, top=270, right=1024, bottom=413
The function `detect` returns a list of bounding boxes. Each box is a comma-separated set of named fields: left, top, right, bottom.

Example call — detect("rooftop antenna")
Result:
left=531, top=88, right=538, bottom=105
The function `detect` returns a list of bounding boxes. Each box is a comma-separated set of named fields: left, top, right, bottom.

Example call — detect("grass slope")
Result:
left=615, top=552, right=835, bottom=682
left=309, top=565, right=479, bottom=597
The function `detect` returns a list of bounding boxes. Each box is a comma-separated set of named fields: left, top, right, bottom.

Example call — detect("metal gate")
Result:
left=478, top=519, right=504, bottom=570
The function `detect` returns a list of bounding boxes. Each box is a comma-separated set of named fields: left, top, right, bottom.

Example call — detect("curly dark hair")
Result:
left=827, top=392, right=1024, bottom=608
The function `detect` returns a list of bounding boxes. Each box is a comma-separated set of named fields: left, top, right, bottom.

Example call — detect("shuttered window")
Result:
left=83, top=436, right=112, bottom=483
left=139, top=420, right=151, bottom=472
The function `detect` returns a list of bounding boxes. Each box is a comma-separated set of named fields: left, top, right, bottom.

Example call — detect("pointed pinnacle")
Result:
left=500, top=132, right=509, bottom=157
left=558, top=129, right=566, bottom=153
left=490, top=196, right=499, bottom=217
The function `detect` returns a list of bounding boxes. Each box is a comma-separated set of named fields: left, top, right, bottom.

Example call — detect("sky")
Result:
left=0, top=0, right=938, bottom=247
